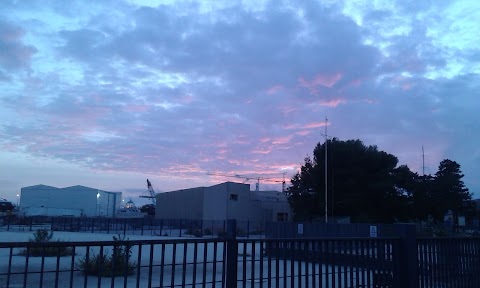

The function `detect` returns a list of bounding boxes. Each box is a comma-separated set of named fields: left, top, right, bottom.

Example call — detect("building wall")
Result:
left=156, top=182, right=289, bottom=222
left=20, top=185, right=121, bottom=217
left=156, top=187, right=205, bottom=219
left=252, top=190, right=292, bottom=221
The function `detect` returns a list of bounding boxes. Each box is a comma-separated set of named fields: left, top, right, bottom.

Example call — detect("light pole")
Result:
left=97, top=191, right=100, bottom=216
left=324, top=117, right=328, bottom=223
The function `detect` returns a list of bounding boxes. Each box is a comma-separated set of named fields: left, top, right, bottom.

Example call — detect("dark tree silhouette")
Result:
left=431, top=159, right=473, bottom=223
left=287, top=139, right=409, bottom=223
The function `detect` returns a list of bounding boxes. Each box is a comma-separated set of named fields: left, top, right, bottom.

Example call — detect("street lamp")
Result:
left=97, top=191, right=100, bottom=216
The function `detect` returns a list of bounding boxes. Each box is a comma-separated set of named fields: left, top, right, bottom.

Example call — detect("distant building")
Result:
left=155, top=182, right=291, bottom=222
left=20, top=185, right=121, bottom=217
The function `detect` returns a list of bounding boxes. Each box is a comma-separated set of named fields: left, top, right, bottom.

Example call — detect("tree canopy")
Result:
left=286, top=138, right=473, bottom=223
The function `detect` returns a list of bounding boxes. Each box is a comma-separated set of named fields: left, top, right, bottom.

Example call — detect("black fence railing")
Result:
left=0, top=216, right=266, bottom=238
left=0, top=237, right=402, bottom=288
left=2, top=220, right=480, bottom=287
left=418, top=238, right=480, bottom=288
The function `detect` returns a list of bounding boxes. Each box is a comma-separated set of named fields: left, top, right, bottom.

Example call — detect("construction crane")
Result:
left=139, top=179, right=156, bottom=205
left=206, top=172, right=287, bottom=192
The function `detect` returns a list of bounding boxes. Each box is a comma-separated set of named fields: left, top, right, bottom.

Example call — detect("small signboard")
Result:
left=297, top=224, right=304, bottom=235
left=458, top=216, right=466, bottom=227
left=369, top=225, right=377, bottom=238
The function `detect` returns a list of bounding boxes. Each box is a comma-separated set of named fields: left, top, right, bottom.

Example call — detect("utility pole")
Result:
left=422, top=145, right=425, bottom=176
left=324, top=117, right=328, bottom=223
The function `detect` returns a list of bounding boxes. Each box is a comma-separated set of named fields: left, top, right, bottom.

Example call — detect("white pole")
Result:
left=325, top=117, right=328, bottom=223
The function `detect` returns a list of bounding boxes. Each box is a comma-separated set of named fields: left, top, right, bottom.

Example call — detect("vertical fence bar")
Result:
left=23, top=246, right=29, bottom=288
left=171, top=243, right=177, bottom=288
left=290, top=242, right=295, bottom=288
left=202, top=241, right=208, bottom=288
left=148, top=243, right=155, bottom=288
left=193, top=242, right=198, bottom=288
left=298, top=240, right=302, bottom=288
left=251, top=241, right=256, bottom=288
left=212, top=242, right=218, bottom=288
left=182, top=243, right=188, bottom=288
left=395, top=224, right=417, bottom=288
left=55, top=248, right=61, bottom=288
left=275, top=241, right=280, bottom=288
left=283, top=241, right=287, bottom=288
left=366, top=239, right=371, bottom=286
left=226, top=219, right=237, bottom=288
left=259, top=240, right=264, bottom=288
left=160, top=243, right=166, bottom=288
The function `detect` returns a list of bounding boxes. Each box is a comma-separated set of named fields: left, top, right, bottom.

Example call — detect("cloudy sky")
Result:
left=1, top=0, right=479, bottom=202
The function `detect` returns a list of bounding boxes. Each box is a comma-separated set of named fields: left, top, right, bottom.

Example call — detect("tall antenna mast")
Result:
left=422, top=145, right=425, bottom=176
left=324, top=117, right=328, bottom=224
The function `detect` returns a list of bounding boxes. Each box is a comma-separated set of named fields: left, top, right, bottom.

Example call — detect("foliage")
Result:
left=287, top=139, right=474, bottom=224
left=203, top=228, right=212, bottom=236
left=431, top=159, right=473, bottom=222
left=76, top=234, right=137, bottom=277
left=186, top=227, right=203, bottom=237
left=287, top=139, right=403, bottom=223
left=20, top=229, right=74, bottom=257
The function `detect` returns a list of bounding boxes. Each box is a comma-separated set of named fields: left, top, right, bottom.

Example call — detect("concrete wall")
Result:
left=156, top=182, right=288, bottom=222
left=20, top=185, right=121, bottom=217
left=156, top=187, right=205, bottom=219
left=252, top=190, right=292, bottom=221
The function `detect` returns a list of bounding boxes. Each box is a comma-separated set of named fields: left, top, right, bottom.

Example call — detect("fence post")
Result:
left=226, top=219, right=238, bottom=288
left=394, top=224, right=417, bottom=288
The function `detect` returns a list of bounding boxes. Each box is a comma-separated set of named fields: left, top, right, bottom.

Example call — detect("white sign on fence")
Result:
left=369, top=225, right=377, bottom=238
left=297, top=224, right=304, bottom=235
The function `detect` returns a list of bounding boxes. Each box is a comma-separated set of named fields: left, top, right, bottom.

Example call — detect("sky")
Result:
left=0, top=0, right=479, bottom=203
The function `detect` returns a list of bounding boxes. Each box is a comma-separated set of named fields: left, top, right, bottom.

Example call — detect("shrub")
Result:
left=76, top=234, right=137, bottom=277
left=20, top=229, right=74, bottom=257
left=203, top=228, right=212, bottom=236
left=186, top=227, right=203, bottom=237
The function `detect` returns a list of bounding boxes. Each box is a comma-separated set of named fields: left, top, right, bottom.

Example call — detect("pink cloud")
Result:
left=319, top=99, right=345, bottom=107
left=252, top=148, right=272, bottom=155
left=302, top=121, right=328, bottom=129
left=266, top=85, right=284, bottom=95
left=295, top=130, right=311, bottom=136
left=272, top=135, right=293, bottom=145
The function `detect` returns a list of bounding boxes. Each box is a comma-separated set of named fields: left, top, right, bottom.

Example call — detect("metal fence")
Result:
left=2, top=220, right=480, bottom=287
left=418, top=238, right=480, bottom=287
left=0, top=236, right=399, bottom=287
left=0, top=216, right=266, bottom=238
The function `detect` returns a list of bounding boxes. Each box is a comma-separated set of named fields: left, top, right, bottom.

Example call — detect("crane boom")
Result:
left=140, top=179, right=156, bottom=205
left=206, top=172, right=285, bottom=192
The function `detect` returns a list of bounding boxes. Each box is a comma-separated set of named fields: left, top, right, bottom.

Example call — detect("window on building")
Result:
left=229, top=194, right=238, bottom=201
left=277, top=212, right=288, bottom=222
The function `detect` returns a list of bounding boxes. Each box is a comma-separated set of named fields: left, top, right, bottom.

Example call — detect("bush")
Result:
left=20, top=229, right=74, bottom=257
left=76, top=234, right=137, bottom=277
left=203, top=228, right=212, bottom=236
left=186, top=227, right=203, bottom=237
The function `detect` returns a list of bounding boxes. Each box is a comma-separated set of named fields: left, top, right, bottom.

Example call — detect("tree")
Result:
left=431, top=159, right=473, bottom=223
left=287, top=138, right=409, bottom=223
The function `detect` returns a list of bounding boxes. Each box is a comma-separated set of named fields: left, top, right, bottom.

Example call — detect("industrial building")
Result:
left=155, top=182, right=291, bottom=222
left=19, top=185, right=121, bottom=217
